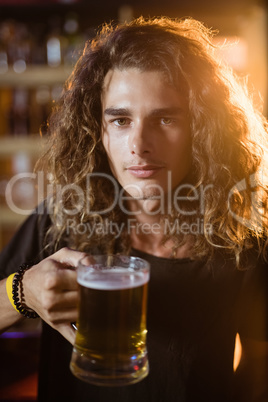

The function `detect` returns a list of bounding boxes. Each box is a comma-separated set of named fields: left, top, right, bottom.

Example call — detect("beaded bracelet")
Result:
left=11, top=262, right=39, bottom=319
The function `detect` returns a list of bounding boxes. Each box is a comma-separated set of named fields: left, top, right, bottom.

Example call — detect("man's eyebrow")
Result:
left=103, top=106, right=185, bottom=117
left=150, top=107, right=184, bottom=116
left=104, top=107, right=131, bottom=116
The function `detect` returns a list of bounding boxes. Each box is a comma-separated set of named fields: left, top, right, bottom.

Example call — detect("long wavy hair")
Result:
left=38, top=16, right=268, bottom=265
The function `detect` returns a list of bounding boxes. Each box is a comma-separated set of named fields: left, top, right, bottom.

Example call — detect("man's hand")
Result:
left=23, top=247, right=87, bottom=344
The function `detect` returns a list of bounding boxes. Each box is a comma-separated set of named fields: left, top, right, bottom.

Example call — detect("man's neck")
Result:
left=127, top=199, right=192, bottom=259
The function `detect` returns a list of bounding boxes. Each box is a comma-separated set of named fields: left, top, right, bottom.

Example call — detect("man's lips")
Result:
left=126, top=165, right=163, bottom=178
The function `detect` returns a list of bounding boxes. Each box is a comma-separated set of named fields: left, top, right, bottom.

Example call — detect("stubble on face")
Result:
left=101, top=68, right=192, bottom=213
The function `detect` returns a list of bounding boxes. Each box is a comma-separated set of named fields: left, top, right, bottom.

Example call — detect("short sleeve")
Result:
left=0, top=205, right=52, bottom=279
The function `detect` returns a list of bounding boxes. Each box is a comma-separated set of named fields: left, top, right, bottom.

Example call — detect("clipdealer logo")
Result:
left=66, top=217, right=213, bottom=239
left=4, top=171, right=213, bottom=217
left=228, top=173, right=264, bottom=231
left=4, top=170, right=265, bottom=233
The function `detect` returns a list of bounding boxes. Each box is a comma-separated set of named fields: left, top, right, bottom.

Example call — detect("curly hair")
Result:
left=37, top=16, right=268, bottom=266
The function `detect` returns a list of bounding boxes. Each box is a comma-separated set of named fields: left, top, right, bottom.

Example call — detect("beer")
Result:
left=70, top=256, right=150, bottom=386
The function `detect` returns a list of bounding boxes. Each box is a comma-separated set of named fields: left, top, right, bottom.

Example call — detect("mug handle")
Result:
left=71, top=322, right=77, bottom=331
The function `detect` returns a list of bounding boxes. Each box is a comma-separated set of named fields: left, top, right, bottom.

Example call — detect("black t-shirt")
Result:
left=0, top=209, right=267, bottom=402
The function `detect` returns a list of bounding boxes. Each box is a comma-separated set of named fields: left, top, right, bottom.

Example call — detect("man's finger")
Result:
left=51, top=247, right=88, bottom=269
left=43, top=265, right=78, bottom=291
left=57, top=323, right=76, bottom=345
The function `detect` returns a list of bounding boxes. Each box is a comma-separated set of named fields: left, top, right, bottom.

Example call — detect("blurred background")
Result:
left=0, top=0, right=267, bottom=400
left=0, top=0, right=267, bottom=250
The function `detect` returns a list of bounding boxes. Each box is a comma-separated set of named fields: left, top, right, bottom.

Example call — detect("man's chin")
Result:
left=126, top=189, right=165, bottom=200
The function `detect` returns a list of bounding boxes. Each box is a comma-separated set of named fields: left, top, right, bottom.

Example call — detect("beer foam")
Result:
left=78, top=268, right=149, bottom=290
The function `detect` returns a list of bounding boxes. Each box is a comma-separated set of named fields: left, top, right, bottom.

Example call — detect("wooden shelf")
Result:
left=0, top=207, right=29, bottom=226
left=0, top=137, right=48, bottom=247
left=0, top=136, right=47, bottom=157
left=0, top=66, right=72, bottom=88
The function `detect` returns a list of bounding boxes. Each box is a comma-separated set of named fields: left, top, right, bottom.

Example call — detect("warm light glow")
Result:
left=233, top=333, right=242, bottom=372
left=214, top=7, right=267, bottom=116
left=214, top=36, right=248, bottom=72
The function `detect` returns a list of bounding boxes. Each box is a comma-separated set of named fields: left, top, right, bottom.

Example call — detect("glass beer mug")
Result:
left=70, top=254, right=150, bottom=386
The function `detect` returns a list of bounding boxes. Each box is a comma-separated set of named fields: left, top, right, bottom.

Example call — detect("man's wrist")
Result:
left=6, top=264, right=39, bottom=319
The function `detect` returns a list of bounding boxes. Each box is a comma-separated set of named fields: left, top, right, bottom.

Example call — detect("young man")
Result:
left=0, top=16, right=267, bottom=401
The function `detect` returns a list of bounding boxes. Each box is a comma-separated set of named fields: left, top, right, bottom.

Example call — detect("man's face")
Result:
left=101, top=68, right=191, bottom=202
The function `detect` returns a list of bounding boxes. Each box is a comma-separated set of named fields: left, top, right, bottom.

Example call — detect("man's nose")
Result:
left=128, top=122, right=152, bottom=155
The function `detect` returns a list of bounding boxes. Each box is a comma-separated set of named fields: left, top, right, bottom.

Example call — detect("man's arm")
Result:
left=0, top=247, right=86, bottom=344
left=0, top=277, right=25, bottom=331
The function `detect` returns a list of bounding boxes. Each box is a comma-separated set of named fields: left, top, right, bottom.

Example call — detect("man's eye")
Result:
left=160, top=118, right=173, bottom=125
left=113, top=118, right=127, bottom=126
